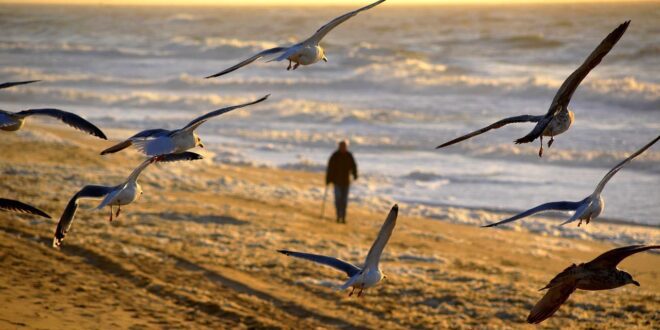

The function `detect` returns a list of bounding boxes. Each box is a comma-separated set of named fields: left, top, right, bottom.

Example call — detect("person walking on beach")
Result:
left=325, top=140, right=358, bottom=223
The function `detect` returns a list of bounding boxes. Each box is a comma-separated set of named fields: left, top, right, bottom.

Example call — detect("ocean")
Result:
left=1, top=3, right=658, bottom=226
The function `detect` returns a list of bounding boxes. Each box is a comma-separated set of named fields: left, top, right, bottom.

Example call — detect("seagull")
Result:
left=484, top=135, right=659, bottom=228
left=205, top=0, right=386, bottom=78
left=100, top=95, right=269, bottom=156
left=53, top=152, right=202, bottom=248
left=1, top=108, right=107, bottom=140
left=0, top=80, right=40, bottom=90
left=278, top=204, right=397, bottom=297
left=0, top=198, right=51, bottom=219
left=436, top=21, right=630, bottom=157
left=527, top=244, right=659, bottom=324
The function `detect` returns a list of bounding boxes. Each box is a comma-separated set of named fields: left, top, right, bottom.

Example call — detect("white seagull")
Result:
left=53, top=152, right=203, bottom=247
left=1, top=80, right=107, bottom=139
left=484, top=135, right=659, bottom=228
left=437, top=21, right=630, bottom=157
left=100, top=95, right=269, bottom=156
left=278, top=204, right=398, bottom=297
left=0, top=198, right=51, bottom=219
left=205, top=0, right=386, bottom=78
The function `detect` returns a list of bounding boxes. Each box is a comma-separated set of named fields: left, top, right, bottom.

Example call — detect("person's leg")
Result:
left=339, top=185, right=349, bottom=223
left=333, top=184, right=342, bottom=223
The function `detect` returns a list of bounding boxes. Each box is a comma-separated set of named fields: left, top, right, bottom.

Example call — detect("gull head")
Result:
left=621, top=271, right=640, bottom=287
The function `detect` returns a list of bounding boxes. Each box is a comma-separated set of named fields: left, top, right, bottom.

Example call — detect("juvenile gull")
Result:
left=527, top=245, right=659, bottom=324
left=0, top=198, right=51, bottom=219
left=100, top=95, right=269, bottom=156
left=52, top=152, right=202, bottom=248
left=436, top=21, right=630, bottom=157
left=205, top=0, right=385, bottom=78
left=484, top=135, right=659, bottom=228
left=278, top=204, right=397, bottom=297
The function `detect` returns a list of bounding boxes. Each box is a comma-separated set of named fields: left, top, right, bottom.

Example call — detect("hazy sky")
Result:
left=2, top=0, right=643, bottom=6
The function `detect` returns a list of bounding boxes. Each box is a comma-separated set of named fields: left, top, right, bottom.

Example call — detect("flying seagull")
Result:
left=0, top=80, right=40, bottom=90
left=484, top=135, right=659, bottom=228
left=100, top=95, right=269, bottom=156
left=205, top=0, right=386, bottom=78
left=527, top=245, right=659, bottom=324
left=53, top=152, right=202, bottom=248
left=0, top=108, right=107, bottom=140
left=278, top=204, right=397, bottom=297
left=0, top=198, right=51, bottom=219
left=436, top=21, right=630, bottom=157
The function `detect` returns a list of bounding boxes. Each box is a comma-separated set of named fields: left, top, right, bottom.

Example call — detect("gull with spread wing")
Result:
left=278, top=204, right=397, bottom=297
left=1, top=80, right=107, bottom=139
left=0, top=198, right=51, bottom=219
left=527, top=245, right=659, bottom=324
left=437, top=21, right=630, bottom=157
left=100, top=95, right=269, bottom=156
left=484, top=135, right=659, bottom=228
left=205, top=0, right=385, bottom=78
left=53, top=152, right=202, bottom=248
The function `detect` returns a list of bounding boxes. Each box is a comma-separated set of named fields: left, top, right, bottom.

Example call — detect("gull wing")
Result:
left=483, top=200, right=585, bottom=227
left=0, top=198, right=51, bottom=218
left=53, top=185, right=114, bottom=248
left=278, top=250, right=361, bottom=278
left=0, top=112, right=15, bottom=127
left=364, top=204, right=398, bottom=269
left=586, top=245, right=660, bottom=270
left=132, top=136, right=177, bottom=157
left=16, top=108, right=107, bottom=140
left=304, top=0, right=386, bottom=46
left=205, top=47, right=289, bottom=78
left=100, top=129, right=171, bottom=155
left=181, top=94, right=269, bottom=132
left=124, top=151, right=204, bottom=183
left=527, top=283, right=576, bottom=324
left=515, top=21, right=630, bottom=144
left=0, top=80, right=40, bottom=89
left=436, top=115, right=541, bottom=149
left=593, top=135, right=660, bottom=194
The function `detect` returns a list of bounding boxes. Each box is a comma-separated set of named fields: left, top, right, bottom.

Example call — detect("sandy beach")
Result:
left=1, top=124, right=658, bottom=329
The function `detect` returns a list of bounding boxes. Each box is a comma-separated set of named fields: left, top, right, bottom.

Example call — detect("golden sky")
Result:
left=1, top=0, right=646, bottom=6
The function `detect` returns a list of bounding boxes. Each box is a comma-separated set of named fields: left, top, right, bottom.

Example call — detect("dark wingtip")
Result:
left=277, top=249, right=291, bottom=255
left=391, top=204, right=398, bottom=213
left=481, top=223, right=495, bottom=228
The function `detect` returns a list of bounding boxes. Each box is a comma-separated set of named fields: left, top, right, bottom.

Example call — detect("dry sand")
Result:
left=0, top=124, right=658, bottom=329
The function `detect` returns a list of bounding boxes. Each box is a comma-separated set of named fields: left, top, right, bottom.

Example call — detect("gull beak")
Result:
left=199, top=142, right=205, bottom=148
left=632, top=280, right=640, bottom=287
left=322, top=56, right=328, bottom=63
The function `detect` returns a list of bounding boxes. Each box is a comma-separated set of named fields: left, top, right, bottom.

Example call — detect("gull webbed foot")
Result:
left=109, top=206, right=114, bottom=222
left=348, top=287, right=355, bottom=297
left=548, top=136, right=555, bottom=148
left=538, top=136, right=544, bottom=157
left=293, top=63, right=300, bottom=70
left=286, top=60, right=292, bottom=71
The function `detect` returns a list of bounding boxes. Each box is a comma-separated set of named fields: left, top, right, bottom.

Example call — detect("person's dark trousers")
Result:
left=333, top=184, right=350, bottom=223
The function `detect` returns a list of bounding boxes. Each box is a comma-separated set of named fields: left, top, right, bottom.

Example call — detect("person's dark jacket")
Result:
left=326, top=151, right=358, bottom=187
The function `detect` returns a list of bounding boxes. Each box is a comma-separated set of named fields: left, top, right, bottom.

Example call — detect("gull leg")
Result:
left=577, top=219, right=582, bottom=227
left=287, top=60, right=292, bottom=71
left=348, top=287, right=355, bottom=297
left=548, top=136, right=555, bottom=148
left=538, top=136, right=544, bottom=157
left=109, top=206, right=113, bottom=222
left=293, top=63, right=300, bottom=70
left=116, top=204, right=121, bottom=219
left=357, top=285, right=364, bottom=298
